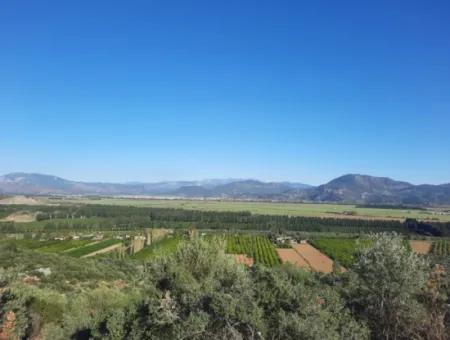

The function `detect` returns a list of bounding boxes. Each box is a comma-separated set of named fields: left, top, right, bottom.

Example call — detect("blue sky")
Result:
left=1, top=1, right=450, bottom=185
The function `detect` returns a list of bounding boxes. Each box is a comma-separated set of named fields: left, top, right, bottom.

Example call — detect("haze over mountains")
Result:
left=1, top=172, right=450, bottom=206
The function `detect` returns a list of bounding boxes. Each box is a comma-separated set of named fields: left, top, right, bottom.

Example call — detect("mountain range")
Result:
left=1, top=172, right=449, bottom=206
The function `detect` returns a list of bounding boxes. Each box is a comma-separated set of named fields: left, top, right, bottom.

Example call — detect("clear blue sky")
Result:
left=1, top=1, right=450, bottom=185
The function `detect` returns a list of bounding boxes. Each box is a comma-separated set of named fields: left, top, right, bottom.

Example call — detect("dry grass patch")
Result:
left=292, top=243, right=335, bottom=273
left=0, top=196, right=39, bottom=205
left=0, top=212, right=37, bottom=223
left=409, top=240, right=432, bottom=254
left=276, top=248, right=310, bottom=270
left=234, top=254, right=254, bottom=267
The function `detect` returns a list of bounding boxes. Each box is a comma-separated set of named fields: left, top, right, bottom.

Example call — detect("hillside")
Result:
left=1, top=172, right=449, bottom=206
left=301, top=174, right=450, bottom=205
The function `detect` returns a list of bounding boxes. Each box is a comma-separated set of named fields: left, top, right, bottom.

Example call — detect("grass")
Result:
left=310, top=238, right=372, bottom=267
left=66, top=239, right=122, bottom=258
left=2, top=239, right=60, bottom=250
left=36, top=239, right=94, bottom=253
left=38, top=197, right=450, bottom=222
left=131, top=236, right=182, bottom=260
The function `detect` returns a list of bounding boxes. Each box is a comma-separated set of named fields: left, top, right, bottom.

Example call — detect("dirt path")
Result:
left=292, top=243, right=335, bottom=273
left=276, top=248, right=310, bottom=270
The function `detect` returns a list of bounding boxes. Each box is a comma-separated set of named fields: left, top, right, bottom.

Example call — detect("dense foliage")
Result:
left=346, top=233, right=449, bottom=340
left=0, top=233, right=448, bottom=339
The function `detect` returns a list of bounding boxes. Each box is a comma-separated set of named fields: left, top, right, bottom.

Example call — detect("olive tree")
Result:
left=347, top=233, right=429, bottom=339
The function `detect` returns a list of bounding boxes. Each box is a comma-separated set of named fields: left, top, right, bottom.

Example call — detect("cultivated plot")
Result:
left=292, top=243, right=335, bottom=273
left=409, top=240, right=433, bottom=254
left=276, top=248, right=310, bottom=270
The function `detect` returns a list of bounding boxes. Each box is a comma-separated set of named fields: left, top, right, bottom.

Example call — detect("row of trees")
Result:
left=0, top=204, right=437, bottom=233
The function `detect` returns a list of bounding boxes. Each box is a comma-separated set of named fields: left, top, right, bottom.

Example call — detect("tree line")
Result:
left=0, top=204, right=449, bottom=236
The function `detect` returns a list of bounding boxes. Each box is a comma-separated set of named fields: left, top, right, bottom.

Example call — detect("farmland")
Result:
left=225, top=234, right=280, bottom=267
left=276, top=248, right=310, bottom=269
left=66, top=239, right=122, bottom=258
left=132, top=235, right=182, bottom=260
left=432, top=239, right=450, bottom=256
left=310, top=238, right=371, bottom=267
left=409, top=240, right=433, bottom=254
left=36, top=239, right=94, bottom=253
left=38, top=196, right=450, bottom=222
left=0, top=202, right=448, bottom=339
left=0, top=200, right=448, bottom=339
left=291, top=243, right=336, bottom=273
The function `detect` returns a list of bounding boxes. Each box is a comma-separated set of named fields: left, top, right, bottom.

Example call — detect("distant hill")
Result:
left=1, top=172, right=449, bottom=206
left=174, top=180, right=310, bottom=199
left=303, top=174, right=412, bottom=203
left=0, top=173, right=311, bottom=198
left=298, top=174, right=450, bottom=205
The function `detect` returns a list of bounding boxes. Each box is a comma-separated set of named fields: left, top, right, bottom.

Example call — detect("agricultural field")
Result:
left=37, top=196, right=450, bottom=222
left=225, top=234, right=280, bottom=267
left=276, top=248, right=310, bottom=269
left=66, top=239, right=122, bottom=258
left=132, top=235, right=182, bottom=260
left=409, top=240, right=433, bottom=254
left=0, top=212, right=37, bottom=223
left=291, top=243, right=336, bottom=273
left=310, top=238, right=371, bottom=267
left=36, top=239, right=95, bottom=253
left=0, top=239, right=60, bottom=250
left=432, top=240, right=450, bottom=256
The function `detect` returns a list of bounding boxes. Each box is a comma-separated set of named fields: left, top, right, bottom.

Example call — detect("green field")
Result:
left=0, top=239, right=60, bottom=250
left=39, top=197, right=450, bottom=221
left=225, top=234, right=280, bottom=267
left=66, top=239, right=122, bottom=258
left=432, top=240, right=450, bottom=256
left=310, top=238, right=372, bottom=267
left=36, top=239, right=94, bottom=253
left=132, top=236, right=182, bottom=260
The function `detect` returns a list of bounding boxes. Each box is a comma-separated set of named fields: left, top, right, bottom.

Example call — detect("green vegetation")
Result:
left=1, top=204, right=449, bottom=236
left=131, top=236, right=182, bottom=260
left=0, top=234, right=447, bottom=339
left=1, top=239, right=60, bottom=250
left=226, top=234, right=280, bottom=267
left=66, top=239, right=122, bottom=258
left=36, top=239, right=94, bottom=253
left=347, top=233, right=445, bottom=339
left=432, top=239, right=450, bottom=256
left=38, top=197, right=450, bottom=221
left=309, top=238, right=371, bottom=267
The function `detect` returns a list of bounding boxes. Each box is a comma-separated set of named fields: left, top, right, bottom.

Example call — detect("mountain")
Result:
left=1, top=172, right=449, bottom=206
left=303, top=174, right=413, bottom=203
left=0, top=173, right=311, bottom=198
left=300, top=174, right=450, bottom=205
left=174, top=180, right=310, bottom=198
